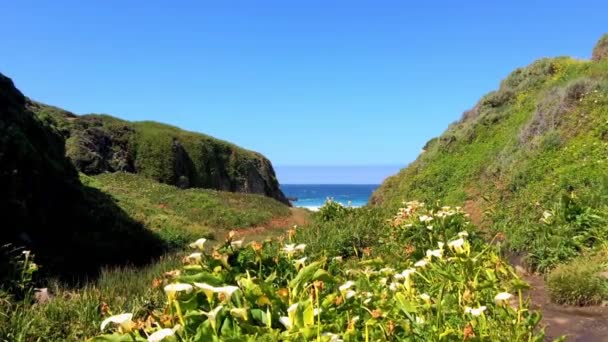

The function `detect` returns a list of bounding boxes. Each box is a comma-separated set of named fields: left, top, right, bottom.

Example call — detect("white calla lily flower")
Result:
left=495, top=292, right=513, bottom=304
left=100, top=313, right=133, bottom=332
left=189, top=238, right=207, bottom=250
left=164, top=283, right=193, bottom=296
left=339, top=280, right=355, bottom=292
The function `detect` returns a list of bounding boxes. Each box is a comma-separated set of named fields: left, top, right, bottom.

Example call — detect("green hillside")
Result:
left=28, top=101, right=289, bottom=205
left=372, top=35, right=608, bottom=272
left=82, top=172, right=292, bottom=247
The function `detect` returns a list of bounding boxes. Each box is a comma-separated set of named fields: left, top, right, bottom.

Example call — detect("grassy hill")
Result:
left=372, top=35, right=608, bottom=273
left=81, top=172, right=292, bottom=248
left=28, top=101, right=289, bottom=205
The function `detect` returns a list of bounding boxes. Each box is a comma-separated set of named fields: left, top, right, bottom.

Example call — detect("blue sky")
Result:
left=1, top=1, right=606, bottom=183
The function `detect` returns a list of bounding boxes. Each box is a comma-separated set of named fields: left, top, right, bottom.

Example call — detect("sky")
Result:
left=1, top=1, right=607, bottom=183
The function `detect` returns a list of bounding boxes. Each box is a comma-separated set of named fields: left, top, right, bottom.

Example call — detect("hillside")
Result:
left=27, top=101, right=289, bottom=205
left=372, top=35, right=608, bottom=271
left=0, top=72, right=165, bottom=278
left=81, top=172, right=292, bottom=247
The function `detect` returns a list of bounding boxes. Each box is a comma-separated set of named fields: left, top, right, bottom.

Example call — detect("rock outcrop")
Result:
left=28, top=101, right=290, bottom=205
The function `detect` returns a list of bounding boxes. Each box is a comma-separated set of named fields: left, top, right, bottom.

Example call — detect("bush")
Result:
left=519, top=77, right=601, bottom=144
left=547, top=255, right=608, bottom=305
left=296, top=202, right=386, bottom=258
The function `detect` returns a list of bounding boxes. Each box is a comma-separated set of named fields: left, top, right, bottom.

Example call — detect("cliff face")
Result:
left=28, top=102, right=290, bottom=205
left=0, top=73, right=165, bottom=278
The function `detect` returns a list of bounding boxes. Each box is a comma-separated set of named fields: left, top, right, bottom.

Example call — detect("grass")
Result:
left=0, top=254, right=182, bottom=341
left=81, top=172, right=292, bottom=248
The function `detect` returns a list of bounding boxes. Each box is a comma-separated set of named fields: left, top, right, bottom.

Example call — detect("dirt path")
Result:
left=464, top=199, right=608, bottom=341
left=229, top=208, right=310, bottom=241
left=509, top=255, right=608, bottom=341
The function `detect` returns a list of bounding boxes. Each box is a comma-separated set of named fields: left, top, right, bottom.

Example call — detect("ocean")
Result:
left=280, top=184, right=379, bottom=211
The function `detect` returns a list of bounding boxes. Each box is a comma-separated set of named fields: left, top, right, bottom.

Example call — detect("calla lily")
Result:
left=279, top=316, right=292, bottom=329
left=287, top=303, right=299, bottom=313
left=294, top=256, right=307, bottom=269
left=216, top=285, right=239, bottom=301
left=204, top=305, right=224, bottom=330
left=147, top=327, right=176, bottom=342
left=345, top=290, right=356, bottom=299
left=294, top=244, right=306, bottom=252
left=164, top=283, right=193, bottom=297
left=100, top=313, right=133, bottom=332
left=414, top=259, right=428, bottom=268
left=185, top=252, right=202, bottom=263
left=389, top=282, right=399, bottom=291
left=401, top=268, right=416, bottom=278
left=419, top=215, right=433, bottom=223
left=231, top=240, right=244, bottom=249
left=426, top=249, right=443, bottom=259
left=465, top=305, right=487, bottom=316
left=283, top=244, right=296, bottom=255
left=447, top=238, right=465, bottom=253
left=339, top=280, right=355, bottom=292
left=495, top=292, right=513, bottom=304
left=189, top=238, right=207, bottom=250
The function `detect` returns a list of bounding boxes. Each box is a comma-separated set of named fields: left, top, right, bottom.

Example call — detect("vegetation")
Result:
left=546, top=253, right=608, bottom=306
left=90, top=202, right=545, bottom=341
left=28, top=101, right=289, bottom=205
left=0, top=249, right=182, bottom=341
left=82, top=172, right=292, bottom=248
left=372, top=36, right=608, bottom=276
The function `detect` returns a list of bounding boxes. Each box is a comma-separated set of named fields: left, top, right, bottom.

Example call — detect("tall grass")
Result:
left=0, top=254, right=181, bottom=342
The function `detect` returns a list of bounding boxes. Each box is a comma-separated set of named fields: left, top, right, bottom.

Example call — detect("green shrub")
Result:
left=296, top=203, right=386, bottom=258
left=547, top=255, right=608, bottom=305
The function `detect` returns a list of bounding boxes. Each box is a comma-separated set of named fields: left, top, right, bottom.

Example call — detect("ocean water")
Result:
left=280, top=184, right=379, bottom=211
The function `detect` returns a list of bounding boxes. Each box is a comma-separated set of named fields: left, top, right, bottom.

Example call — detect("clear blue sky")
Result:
left=1, top=1, right=606, bottom=182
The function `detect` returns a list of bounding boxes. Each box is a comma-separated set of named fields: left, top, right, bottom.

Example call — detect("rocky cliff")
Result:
left=27, top=100, right=290, bottom=205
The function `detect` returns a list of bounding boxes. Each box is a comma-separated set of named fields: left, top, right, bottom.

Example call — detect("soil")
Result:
left=510, top=255, right=608, bottom=341
left=228, top=208, right=310, bottom=241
